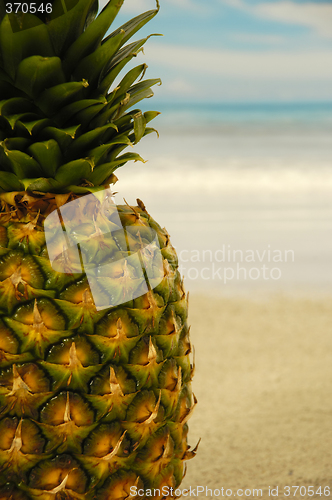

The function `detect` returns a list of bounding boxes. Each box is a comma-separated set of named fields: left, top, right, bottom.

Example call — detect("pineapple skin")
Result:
left=0, top=193, right=196, bottom=499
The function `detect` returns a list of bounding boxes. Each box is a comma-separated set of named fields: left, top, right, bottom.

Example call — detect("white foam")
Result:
left=119, top=158, right=332, bottom=194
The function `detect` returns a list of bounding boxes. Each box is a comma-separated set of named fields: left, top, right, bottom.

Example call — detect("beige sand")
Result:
left=181, top=293, right=332, bottom=499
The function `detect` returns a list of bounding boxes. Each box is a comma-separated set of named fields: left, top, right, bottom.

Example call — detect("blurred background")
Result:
left=99, top=0, right=332, bottom=297
left=100, top=0, right=332, bottom=495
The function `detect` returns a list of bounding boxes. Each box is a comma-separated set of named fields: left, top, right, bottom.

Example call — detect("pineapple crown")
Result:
left=0, top=0, right=161, bottom=195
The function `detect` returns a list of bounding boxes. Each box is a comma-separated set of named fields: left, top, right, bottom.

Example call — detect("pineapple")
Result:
left=0, top=0, right=197, bottom=499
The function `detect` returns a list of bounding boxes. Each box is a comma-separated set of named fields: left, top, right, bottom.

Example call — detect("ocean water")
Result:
left=115, top=102, right=332, bottom=296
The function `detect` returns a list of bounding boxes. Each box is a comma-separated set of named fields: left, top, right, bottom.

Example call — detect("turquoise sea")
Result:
left=116, top=102, right=332, bottom=296
left=153, top=101, right=332, bottom=131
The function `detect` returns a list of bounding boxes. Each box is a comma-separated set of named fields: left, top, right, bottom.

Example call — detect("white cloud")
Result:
left=167, top=0, right=195, bottom=7
left=120, top=0, right=156, bottom=14
left=163, top=78, right=196, bottom=95
left=255, top=1, right=332, bottom=38
left=99, top=0, right=208, bottom=15
left=98, top=0, right=154, bottom=13
left=221, top=0, right=245, bottom=7
left=221, top=0, right=332, bottom=39
left=229, top=33, right=286, bottom=45
left=164, top=0, right=212, bottom=15
left=145, top=43, right=332, bottom=80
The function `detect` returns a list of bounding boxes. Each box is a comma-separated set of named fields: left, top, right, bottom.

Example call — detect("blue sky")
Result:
left=100, top=0, right=332, bottom=103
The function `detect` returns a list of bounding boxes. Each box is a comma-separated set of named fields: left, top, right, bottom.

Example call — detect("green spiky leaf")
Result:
left=107, top=64, right=147, bottom=107
left=40, top=125, right=81, bottom=150
left=0, top=14, right=55, bottom=79
left=47, top=0, right=97, bottom=56
left=27, top=140, right=63, bottom=177
left=63, top=0, right=125, bottom=74
left=0, top=145, right=42, bottom=178
left=15, top=118, right=53, bottom=137
left=0, top=171, right=24, bottom=191
left=53, top=98, right=106, bottom=127
left=87, top=152, right=145, bottom=185
left=0, top=0, right=162, bottom=194
left=87, top=133, right=133, bottom=165
left=97, top=35, right=157, bottom=96
left=106, top=7, right=159, bottom=49
left=3, top=137, right=30, bottom=151
left=132, top=111, right=146, bottom=144
left=37, top=80, right=89, bottom=116
left=0, top=97, right=36, bottom=118
left=24, top=177, right=62, bottom=192
left=144, top=110, right=161, bottom=123
left=15, top=56, right=66, bottom=99
left=73, top=30, right=125, bottom=87
left=54, top=158, right=94, bottom=184
left=122, top=79, right=161, bottom=113
left=66, top=123, right=118, bottom=159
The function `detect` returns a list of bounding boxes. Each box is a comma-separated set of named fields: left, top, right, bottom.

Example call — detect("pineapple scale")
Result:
left=0, top=195, right=196, bottom=500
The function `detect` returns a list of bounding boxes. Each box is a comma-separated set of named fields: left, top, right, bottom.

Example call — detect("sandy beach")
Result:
left=181, top=293, right=332, bottom=499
